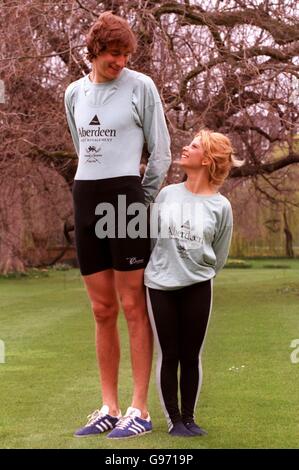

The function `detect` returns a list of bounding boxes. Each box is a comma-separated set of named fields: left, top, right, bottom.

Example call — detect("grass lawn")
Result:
left=0, top=259, right=299, bottom=449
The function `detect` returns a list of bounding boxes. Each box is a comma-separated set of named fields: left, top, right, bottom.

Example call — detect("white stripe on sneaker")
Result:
left=128, top=427, right=139, bottom=434
left=132, top=423, right=145, bottom=432
left=96, top=423, right=106, bottom=431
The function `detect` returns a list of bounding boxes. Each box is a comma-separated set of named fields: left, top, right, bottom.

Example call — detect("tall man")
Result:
left=64, top=11, right=171, bottom=439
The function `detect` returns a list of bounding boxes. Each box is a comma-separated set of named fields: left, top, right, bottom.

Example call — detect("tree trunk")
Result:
left=0, top=254, right=26, bottom=275
left=283, top=209, right=294, bottom=258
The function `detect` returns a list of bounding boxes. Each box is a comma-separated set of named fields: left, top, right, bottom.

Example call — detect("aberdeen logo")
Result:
left=169, top=221, right=201, bottom=242
left=87, top=145, right=101, bottom=153
left=89, top=114, right=100, bottom=125
left=85, top=145, right=102, bottom=163
left=181, top=220, right=191, bottom=230
left=79, top=126, right=116, bottom=138
left=176, top=244, right=188, bottom=259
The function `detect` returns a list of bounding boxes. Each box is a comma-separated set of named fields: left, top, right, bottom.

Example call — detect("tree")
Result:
left=0, top=0, right=298, bottom=271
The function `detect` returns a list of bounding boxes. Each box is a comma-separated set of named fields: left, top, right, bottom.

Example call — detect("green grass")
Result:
left=0, top=260, right=299, bottom=449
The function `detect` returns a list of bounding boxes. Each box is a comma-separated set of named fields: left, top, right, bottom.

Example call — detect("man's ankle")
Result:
left=129, top=405, right=149, bottom=419
left=103, top=404, right=121, bottom=417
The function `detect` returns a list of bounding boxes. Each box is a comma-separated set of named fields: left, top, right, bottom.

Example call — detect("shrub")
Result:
left=224, top=259, right=252, bottom=269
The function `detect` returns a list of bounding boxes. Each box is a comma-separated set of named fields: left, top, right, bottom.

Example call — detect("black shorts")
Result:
left=72, top=176, right=150, bottom=275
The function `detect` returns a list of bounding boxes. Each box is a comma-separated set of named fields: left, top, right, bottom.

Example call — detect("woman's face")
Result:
left=180, top=136, right=206, bottom=169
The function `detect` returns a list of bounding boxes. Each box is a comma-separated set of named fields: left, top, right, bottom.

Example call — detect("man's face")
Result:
left=93, top=46, right=130, bottom=82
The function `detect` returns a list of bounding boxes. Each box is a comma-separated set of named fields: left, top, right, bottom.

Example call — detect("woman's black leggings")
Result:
left=147, top=279, right=212, bottom=430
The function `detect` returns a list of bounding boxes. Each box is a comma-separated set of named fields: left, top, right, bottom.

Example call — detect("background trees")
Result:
left=0, top=0, right=298, bottom=272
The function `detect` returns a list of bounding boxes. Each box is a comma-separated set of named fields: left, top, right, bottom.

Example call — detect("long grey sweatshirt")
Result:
left=144, top=183, right=233, bottom=290
left=64, top=68, right=171, bottom=205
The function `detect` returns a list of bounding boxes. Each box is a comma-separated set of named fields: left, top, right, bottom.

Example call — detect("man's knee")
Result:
left=122, top=295, right=149, bottom=326
left=92, top=301, right=118, bottom=326
left=121, top=295, right=139, bottom=320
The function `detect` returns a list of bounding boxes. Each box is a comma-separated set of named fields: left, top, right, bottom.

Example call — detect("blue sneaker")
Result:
left=183, top=421, right=208, bottom=436
left=107, top=407, right=152, bottom=439
left=169, top=421, right=194, bottom=437
left=74, top=405, right=121, bottom=437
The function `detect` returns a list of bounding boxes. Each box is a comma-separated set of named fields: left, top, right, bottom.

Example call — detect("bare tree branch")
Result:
left=153, top=2, right=299, bottom=45
left=231, top=153, right=299, bottom=177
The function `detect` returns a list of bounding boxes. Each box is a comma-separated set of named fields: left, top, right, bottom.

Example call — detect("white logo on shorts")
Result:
left=127, top=257, right=144, bottom=265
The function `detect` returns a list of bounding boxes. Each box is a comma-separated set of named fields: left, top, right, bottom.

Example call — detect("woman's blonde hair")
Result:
left=196, top=129, right=244, bottom=187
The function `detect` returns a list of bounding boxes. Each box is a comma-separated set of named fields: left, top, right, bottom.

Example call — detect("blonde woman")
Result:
left=144, top=129, right=243, bottom=437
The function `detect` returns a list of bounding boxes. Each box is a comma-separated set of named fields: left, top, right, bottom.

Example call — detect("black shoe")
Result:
left=184, top=421, right=208, bottom=436
left=169, top=421, right=194, bottom=437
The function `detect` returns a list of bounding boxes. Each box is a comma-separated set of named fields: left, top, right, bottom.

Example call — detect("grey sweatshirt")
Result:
left=144, top=183, right=233, bottom=290
left=64, top=68, right=171, bottom=205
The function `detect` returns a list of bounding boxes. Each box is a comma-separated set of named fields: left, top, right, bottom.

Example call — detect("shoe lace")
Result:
left=85, top=409, right=105, bottom=426
left=115, top=415, right=135, bottom=430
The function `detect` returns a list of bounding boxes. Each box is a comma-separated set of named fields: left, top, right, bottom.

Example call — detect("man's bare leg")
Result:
left=83, top=269, right=120, bottom=416
left=114, top=269, right=153, bottom=418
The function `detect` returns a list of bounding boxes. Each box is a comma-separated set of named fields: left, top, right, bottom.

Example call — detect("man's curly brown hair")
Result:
left=86, top=11, right=137, bottom=62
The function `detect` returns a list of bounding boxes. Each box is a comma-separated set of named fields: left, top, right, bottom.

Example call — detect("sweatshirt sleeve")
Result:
left=133, top=76, right=171, bottom=206
left=64, top=84, right=79, bottom=157
left=212, top=201, right=233, bottom=274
